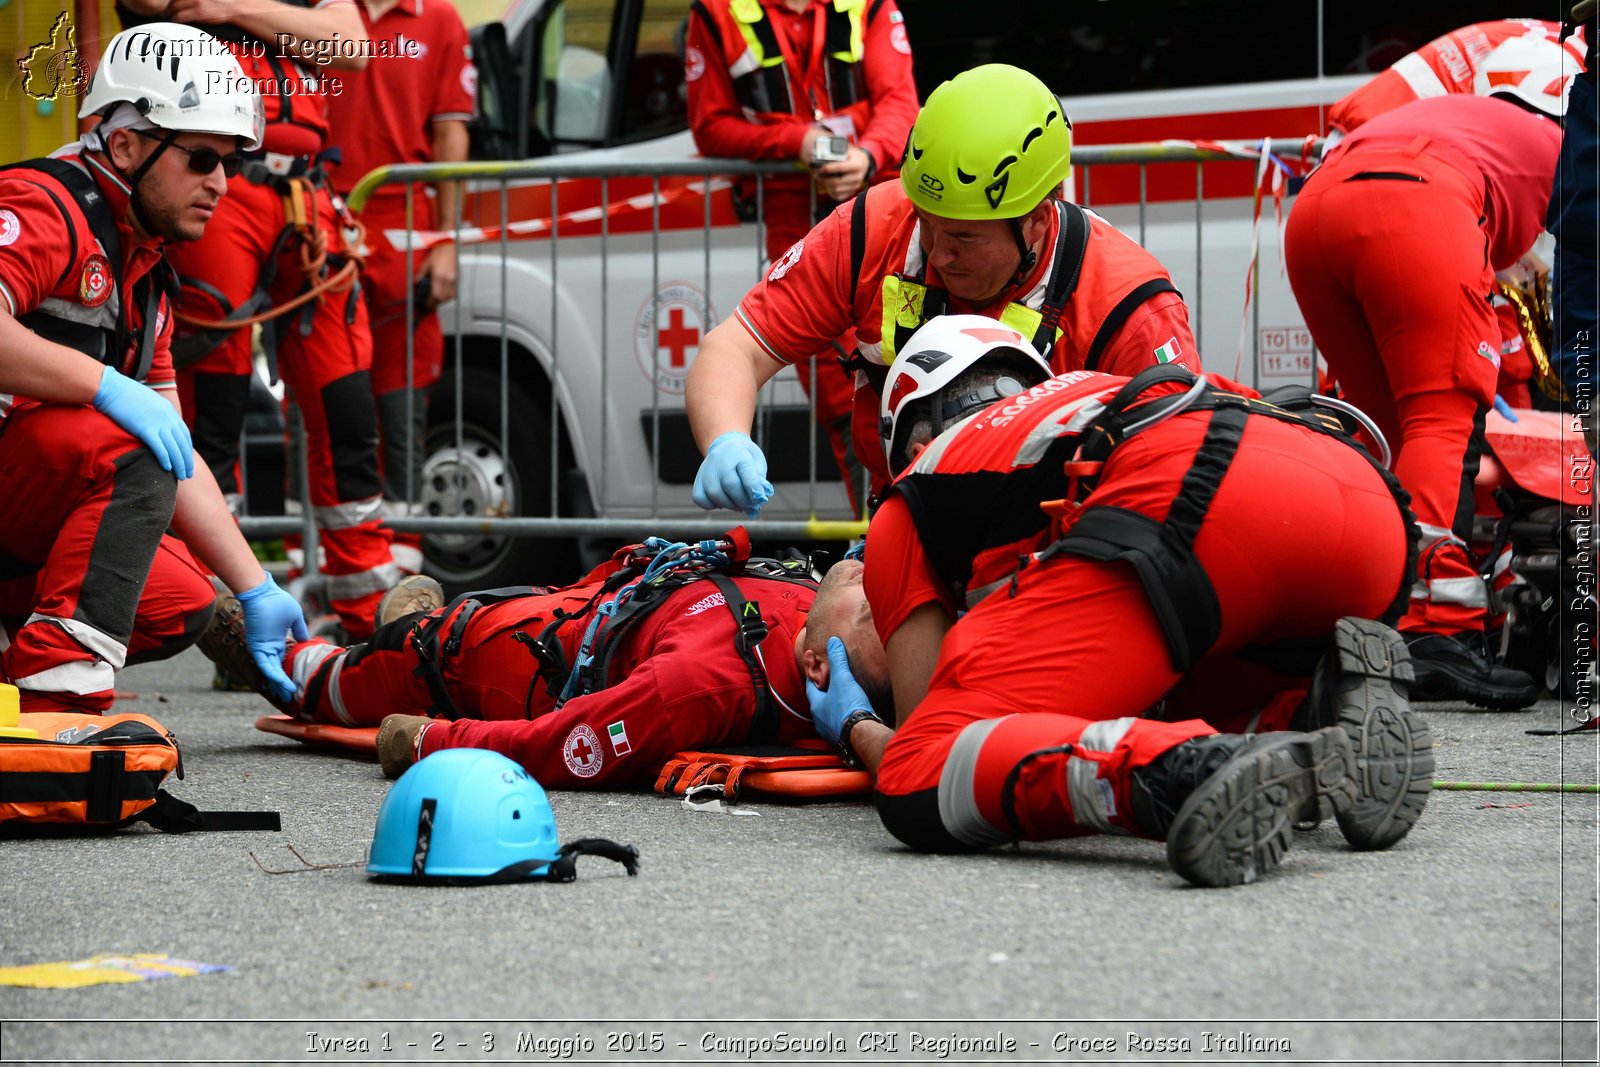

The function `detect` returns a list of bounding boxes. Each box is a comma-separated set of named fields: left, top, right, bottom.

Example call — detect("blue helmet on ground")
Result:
left=367, top=749, right=639, bottom=884
left=368, top=749, right=560, bottom=882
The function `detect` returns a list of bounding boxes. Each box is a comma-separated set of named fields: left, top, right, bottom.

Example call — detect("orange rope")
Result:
left=173, top=178, right=366, bottom=332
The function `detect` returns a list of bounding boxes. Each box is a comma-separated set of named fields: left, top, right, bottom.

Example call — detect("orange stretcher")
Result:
left=255, top=715, right=378, bottom=754
left=254, top=716, right=871, bottom=799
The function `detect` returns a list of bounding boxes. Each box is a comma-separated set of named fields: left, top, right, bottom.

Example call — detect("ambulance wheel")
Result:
left=419, top=368, right=578, bottom=592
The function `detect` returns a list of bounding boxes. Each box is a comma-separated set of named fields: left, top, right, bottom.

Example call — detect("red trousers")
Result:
left=356, top=195, right=448, bottom=572
left=874, top=412, right=1409, bottom=851
left=169, top=174, right=395, bottom=639
left=1286, top=146, right=1500, bottom=635
left=359, top=196, right=446, bottom=398
left=0, top=406, right=213, bottom=711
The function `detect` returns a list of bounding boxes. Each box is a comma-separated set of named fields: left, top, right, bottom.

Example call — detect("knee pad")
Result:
left=873, top=788, right=973, bottom=853
left=189, top=373, right=253, bottom=484
left=319, top=371, right=382, bottom=503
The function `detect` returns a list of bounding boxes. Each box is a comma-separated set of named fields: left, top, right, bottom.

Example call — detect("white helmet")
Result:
left=1474, top=34, right=1584, bottom=119
left=81, top=23, right=263, bottom=150
left=880, top=314, right=1053, bottom=474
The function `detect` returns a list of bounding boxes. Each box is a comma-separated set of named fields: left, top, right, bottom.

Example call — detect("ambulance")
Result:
left=395, top=0, right=1512, bottom=586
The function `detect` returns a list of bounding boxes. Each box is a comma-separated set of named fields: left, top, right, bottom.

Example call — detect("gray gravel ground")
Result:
left=1, top=646, right=1596, bottom=1066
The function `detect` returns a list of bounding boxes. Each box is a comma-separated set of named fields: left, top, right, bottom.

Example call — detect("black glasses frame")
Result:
left=134, top=128, right=244, bottom=179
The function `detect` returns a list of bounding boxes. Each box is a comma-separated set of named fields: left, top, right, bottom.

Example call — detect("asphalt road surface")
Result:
left=2, top=646, right=1596, bottom=1066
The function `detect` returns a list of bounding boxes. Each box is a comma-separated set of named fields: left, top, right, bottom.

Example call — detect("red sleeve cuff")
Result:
left=418, top=720, right=449, bottom=758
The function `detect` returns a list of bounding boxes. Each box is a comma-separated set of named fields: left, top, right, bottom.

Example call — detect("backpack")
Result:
left=0, top=711, right=279, bottom=833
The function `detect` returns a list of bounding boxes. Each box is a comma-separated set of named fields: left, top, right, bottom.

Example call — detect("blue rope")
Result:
left=555, top=537, right=733, bottom=705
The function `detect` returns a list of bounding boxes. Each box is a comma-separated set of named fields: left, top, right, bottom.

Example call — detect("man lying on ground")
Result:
left=202, top=532, right=859, bottom=786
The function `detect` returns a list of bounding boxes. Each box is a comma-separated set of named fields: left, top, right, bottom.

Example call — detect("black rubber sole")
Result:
left=1411, top=660, right=1539, bottom=711
left=1322, top=619, right=1435, bottom=851
left=1166, top=727, right=1357, bottom=888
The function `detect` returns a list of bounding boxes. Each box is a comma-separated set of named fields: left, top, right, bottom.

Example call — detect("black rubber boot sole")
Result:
left=1166, top=726, right=1357, bottom=888
left=1411, top=657, right=1539, bottom=711
left=1319, top=618, right=1434, bottom=851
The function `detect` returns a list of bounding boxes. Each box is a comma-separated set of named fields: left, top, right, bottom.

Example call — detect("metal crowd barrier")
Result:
left=235, top=138, right=1324, bottom=588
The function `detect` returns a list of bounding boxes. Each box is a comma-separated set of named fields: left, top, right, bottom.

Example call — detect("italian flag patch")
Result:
left=1154, top=337, right=1181, bottom=364
left=606, top=721, right=632, bottom=756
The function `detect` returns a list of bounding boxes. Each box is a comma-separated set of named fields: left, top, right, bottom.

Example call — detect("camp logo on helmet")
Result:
left=984, top=171, right=1010, bottom=211
left=80, top=255, right=112, bottom=307
left=563, top=723, right=603, bottom=778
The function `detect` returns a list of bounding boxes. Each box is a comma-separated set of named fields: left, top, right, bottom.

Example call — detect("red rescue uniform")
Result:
left=279, top=571, right=818, bottom=786
left=861, top=371, right=1409, bottom=851
left=160, top=7, right=397, bottom=639
left=0, top=150, right=215, bottom=711
left=735, top=183, right=1197, bottom=491
left=1285, top=95, right=1561, bottom=635
left=687, top=0, right=918, bottom=506
left=326, top=0, right=476, bottom=482
left=1329, top=19, right=1571, bottom=134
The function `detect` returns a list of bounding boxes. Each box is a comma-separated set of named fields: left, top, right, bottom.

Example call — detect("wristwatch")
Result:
left=836, top=708, right=884, bottom=769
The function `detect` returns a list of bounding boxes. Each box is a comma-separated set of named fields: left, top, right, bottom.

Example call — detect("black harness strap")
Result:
left=1083, top=277, right=1182, bottom=372
left=1054, top=403, right=1247, bottom=671
left=1031, top=200, right=1090, bottom=352
left=706, top=572, right=779, bottom=745
left=3, top=158, right=174, bottom=384
left=849, top=186, right=870, bottom=297
left=409, top=585, right=538, bottom=719
left=837, top=189, right=886, bottom=398
left=1057, top=373, right=1417, bottom=669
left=19, top=182, right=81, bottom=292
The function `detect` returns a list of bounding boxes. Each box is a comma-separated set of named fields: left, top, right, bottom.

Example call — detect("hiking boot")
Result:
left=375, top=575, right=445, bottom=629
left=1132, top=727, right=1356, bottom=888
left=197, top=593, right=288, bottom=710
left=1404, top=631, right=1539, bottom=710
left=376, top=714, right=435, bottom=779
left=1294, top=618, right=1433, bottom=851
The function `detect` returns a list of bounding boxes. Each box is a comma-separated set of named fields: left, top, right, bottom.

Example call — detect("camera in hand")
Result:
left=811, top=135, right=850, bottom=166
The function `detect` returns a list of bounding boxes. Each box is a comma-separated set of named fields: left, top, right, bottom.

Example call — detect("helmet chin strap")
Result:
left=1007, top=216, right=1038, bottom=288
left=100, top=119, right=175, bottom=239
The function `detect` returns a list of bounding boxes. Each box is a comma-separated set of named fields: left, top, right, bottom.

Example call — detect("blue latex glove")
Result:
left=236, top=574, right=309, bottom=704
left=843, top=539, right=867, bottom=562
left=92, top=366, right=194, bottom=479
left=691, top=431, right=773, bottom=518
left=803, top=636, right=874, bottom=747
left=1492, top=395, right=1519, bottom=423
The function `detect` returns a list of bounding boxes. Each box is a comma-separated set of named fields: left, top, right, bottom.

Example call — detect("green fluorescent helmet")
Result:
left=901, top=63, right=1072, bottom=220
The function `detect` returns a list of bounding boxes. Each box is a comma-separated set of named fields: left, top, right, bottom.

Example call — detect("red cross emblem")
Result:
left=562, top=724, right=603, bottom=778
left=657, top=307, right=700, bottom=370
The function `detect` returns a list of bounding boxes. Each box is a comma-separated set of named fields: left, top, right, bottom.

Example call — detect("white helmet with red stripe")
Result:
left=879, top=314, right=1053, bottom=475
left=1474, top=33, right=1585, bottom=119
left=81, top=23, right=263, bottom=149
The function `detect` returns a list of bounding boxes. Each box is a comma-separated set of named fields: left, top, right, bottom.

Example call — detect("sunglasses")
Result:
left=135, top=129, right=245, bottom=179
